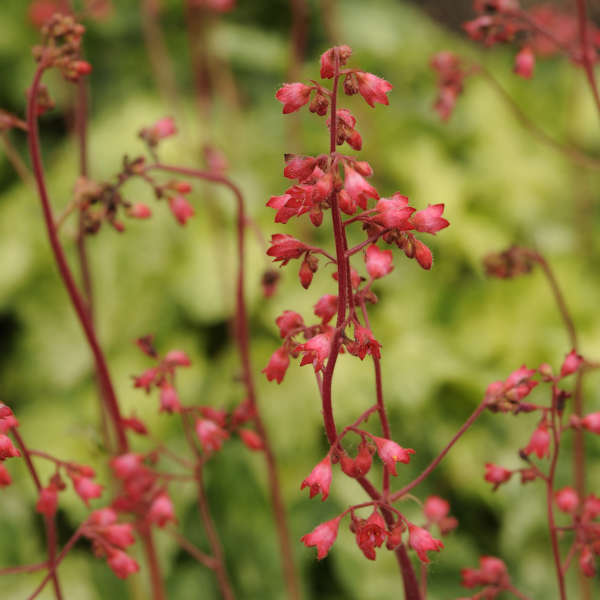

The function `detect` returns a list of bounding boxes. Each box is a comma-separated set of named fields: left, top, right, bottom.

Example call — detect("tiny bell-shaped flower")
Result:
left=411, top=204, right=449, bottom=234
left=159, top=383, right=182, bottom=414
left=152, top=117, right=176, bottom=139
left=372, top=435, right=415, bottom=476
left=320, top=45, right=352, bottom=79
left=195, top=419, right=229, bottom=453
left=580, top=546, right=595, bottom=578
left=301, top=516, right=342, bottom=560
left=102, top=523, right=136, bottom=549
left=276, top=83, right=313, bottom=114
left=340, top=441, right=373, bottom=478
left=164, top=350, right=192, bottom=367
left=414, top=239, right=433, bottom=270
left=314, top=295, right=338, bottom=324
left=262, top=347, right=290, bottom=384
left=36, top=485, right=58, bottom=517
left=239, top=429, right=264, bottom=451
left=72, top=475, right=103, bottom=506
left=423, top=496, right=450, bottom=523
left=296, top=333, right=332, bottom=372
left=581, top=412, right=600, bottom=434
left=408, top=523, right=444, bottom=563
left=148, top=492, right=177, bottom=527
left=301, top=455, right=332, bottom=501
left=354, top=71, right=393, bottom=107
left=365, top=244, right=394, bottom=280
left=514, top=46, right=535, bottom=79
left=276, top=311, right=304, bottom=338
left=169, top=195, right=195, bottom=225
left=106, top=548, right=140, bottom=579
left=555, top=486, right=579, bottom=513
left=523, top=422, right=550, bottom=459
left=127, top=203, right=152, bottom=219
left=484, top=463, right=512, bottom=489
left=355, top=509, right=388, bottom=560
left=560, top=349, right=584, bottom=378
left=0, top=463, right=11, bottom=487
left=0, top=434, right=20, bottom=459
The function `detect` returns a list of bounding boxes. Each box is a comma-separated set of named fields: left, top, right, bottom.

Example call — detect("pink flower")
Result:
left=523, top=423, right=550, bottom=459
left=133, top=367, right=158, bottom=392
left=164, top=350, right=192, bottom=367
left=283, top=155, right=317, bottom=182
left=583, top=494, right=600, bottom=519
left=355, top=71, right=393, bottom=107
left=561, top=349, right=584, bottom=378
left=424, top=496, right=450, bottom=523
left=300, top=516, right=341, bottom=559
left=169, top=195, right=195, bottom=225
left=555, top=487, right=579, bottom=513
left=484, top=463, right=512, bottom=488
left=275, top=83, right=312, bottom=114
left=262, top=347, right=290, bottom=384
left=580, top=546, right=595, bottom=578
left=159, top=383, right=182, bottom=414
left=195, top=419, right=229, bottom=453
left=408, top=523, right=444, bottom=563
left=0, top=404, right=18, bottom=433
left=365, top=244, right=393, bottom=279
left=89, top=508, right=118, bottom=527
left=301, top=455, right=332, bottom=501
left=110, top=453, right=144, bottom=480
left=355, top=510, right=388, bottom=560
left=461, top=556, right=509, bottom=588
left=340, top=441, right=373, bottom=478
left=320, top=45, right=352, bottom=79
left=102, top=524, right=135, bottom=549
left=343, top=165, right=379, bottom=210
left=72, top=476, right=103, bottom=506
left=372, top=435, right=415, bottom=476
left=414, top=240, right=433, bottom=270
left=374, top=194, right=414, bottom=229
left=0, top=463, right=11, bottom=487
left=411, top=204, right=449, bottom=234
left=299, top=258, right=315, bottom=289
left=148, top=493, right=177, bottom=527
left=239, top=429, right=264, bottom=451
left=36, top=486, right=58, bottom=517
left=314, top=295, right=338, bottom=324
left=127, top=203, right=152, bottom=219
left=276, top=311, right=304, bottom=338
left=348, top=324, right=382, bottom=360
left=514, top=47, right=535, bottom=79
left=0, top=434, right=20, bottom=459
left=582, top=412, right=600, bottom=434
left=152, top=117, right=176, bottom=139
left=106, top=549, right=140, bottom=579
left=295, top=333, right=332, bottom=372
left=266, top=233, right=309, bottom=265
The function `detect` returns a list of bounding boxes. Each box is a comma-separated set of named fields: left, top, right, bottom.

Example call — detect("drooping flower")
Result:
left=283, top=154, right=318, bottom=182
left=374, top=193, right=414, bottom=229
left=72, top=476, right=103, bottom=506
left=266, top=233, right=309, bottom=265
left=580, top=546, right=595, bottom=578
left=239, top=429, right=264, bottom=451
left=355, top=510, right=388, bottom=560
left=295, top=333, right=332, bottom=372
left=106, top=549, right=140, bottom=579
left=133, top=367, right=159, bottom=392
left=148, top=492, right=177, bottom=527
left=164, top=350, right=192, bottom=367
left=110, top=453, right=145, bottom=480
left=301, top=455, right=332, bottom=501
left=300, top=516, right=342, bottom=560
left=365, top=244, right=393, bottom=280
left=355, top=71, right=393, bottom=107
left=36, top=486, right=58, bottom=517
left=276, top=83, right=313, bottom=114
left=411, top=204, right=449, bottom=234
left=340, top=441, right=373, bottom=478
left=0, top=463, right=11, bottom=487
left=408, top=523, right=444, bottom=563
left=276, top=311, right=304, bottom=338
left=262, top=347, right=290, bottom=384
left=582, top=412, right=600, bottom=434
left=127, top=203, right=152, bottom=219
left=523, top=423, right=550, bottom=459
left=514, top=46, right=535, bottom=79
left=371, top=435, right=415, bottom=476
left=314, top=295, right=338, bottom=324
left=423, top=496, right=450, bottom=523
left=168, top=195, right=195, bottom=225
left=343, top=165, right=379, bottom=210
left=348, top=324, right=382, bottom=360
left=484, top=463, right=512, bottom=489
left=195, top=419, right=229, bottom=453
left=555, top=487, right=579, bottom=513
left=560, top=349, right=584, bottom=378
left=159, top=383, right=182, bottom=414
left=0, top=434, right=20, bottom=460
left=320, top=45, right=352, bottom=79
left=102, top=524, right=136, bottom=549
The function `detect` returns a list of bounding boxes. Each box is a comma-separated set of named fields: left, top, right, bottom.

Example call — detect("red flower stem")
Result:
left=476, top=66, right=600, bottom=170
left=11, top=429, right=62, bottom=600
left=27, top=528, right=83, bottom=600
left=195, top=465, right=236, bottom=600
left=0, top=130, right=35, bottom=188
left=390, top=400, right=488, bottom=502
left=345, top=228, right=393, bottom=257
left=547, top=387, right=567, bottom=600
left=27, top=61, right=167, bottom=600
left=419, top=562, right=427, bottom=599
left=147, top=162, right=300, bottom=600
left=575, top=0, right=600, bottom=117
left=0, top=562, right=48, bottom=576
left=505, top=584, right=533, bottom=600
left=165, top=527, right=218, bottom=569
left=26, top=61, right=128, bottom=453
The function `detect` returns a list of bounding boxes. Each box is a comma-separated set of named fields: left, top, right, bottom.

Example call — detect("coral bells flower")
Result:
left=151, top=117, right=176, bottom=139
left=411, top=204, right=449, bottom=234
left=110, top=453, right=144, bottom=480
left=372, top=435, right=415, bottom=476
left=36, top=486, right=58, bottom=517
left=106, top=548, right=140, bottom=579
left=0, top=463, right=11, bottom=487
left=159, top=383, right=182, bottom=413
left=343, top=165, right=379, bottom=209
left=127, top=203, right=152, bottom=219
left=102, top=524, right=136, bottom=549
left=276, top=310, right=305, bottom=338
left=267, top=234, right=309, bottom=265
left=365, top=244, right=393, bottom=279
left=296, top=333, right=332, bottom=372
left=0, top=434, right=20, bottom=459
left=581, top=412, right=600, bottom=434
left=239, top=429, right=264, bottom=451
left=408, top=523, right=444, bottom=563
left=555, top=487, right=579, bottom=513
left=0, top=404, right=18, bottom=433
left=301, top=455, right=332, bottom=501
left=355, top=510, right=388, bottom=560
left=523, top=423, right=550, bottom=459
left=195, top=419, right=229, bottom=453
left=133, top=367, right=159, bottom=392
left=340, top=441, right=373, bottom=478
left=424, top=496, right=450, bottom=523
left=461, top=556, right=510, bottom=588
left=72, top=476, right=103, bottom=506
left=164, top=350, right=192, bottom=367
left=580, top=546, right=596, bottom=578
left=262, top=347, right=290, bottom=384
left=148, top=492, right=176, bottom=527
left=168, top=195, right=195, bottom=225
left=561, top=349, right=584, bottom=378
left=484, top=463, right=512, bottom=489
left=374, top=194, right=414, bottom=228
left=301, top=516, right=342, bottom=560
left=348, top=324, right=382, bottom=360
left=314, top=295, right=338, bottom=324
left=320, top=45, right=352, bottom=79
left=514, top=46, right=535, bottom=79
left=276, top=83, right=312, bottom=114
left=354, top=71, right=393, bottom=107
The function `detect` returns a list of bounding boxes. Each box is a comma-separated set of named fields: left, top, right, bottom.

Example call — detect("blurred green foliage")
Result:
left=1, top=0, right=600, bottom=598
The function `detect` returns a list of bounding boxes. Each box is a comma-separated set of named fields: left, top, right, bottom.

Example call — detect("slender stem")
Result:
left=0, top=130, right=35, bottom=188
left=391, top=401, right=487, bottom=502
left=26, top=61, right=128, bottom=453
left=0, top=562, right=48, bottom=576
left=166, top=528, right=218, bottom=569
left=27, top=528, right=83, bottom=600
left=148, top=162, right=300, bottom=599
left=11, top=429, right=62, bottom=600
left=138, top=524, right=166, bottom=600
left=477, top=66, right=600, bottom=170
left=575, top=0, right=600, bottom=117
left=547, top=387, right=567, bottom=600
left=505, top=584, right=534, bottom=600
left=195, top=465, right=235, bottom=600
left=532, top=253, right=577, bottom=349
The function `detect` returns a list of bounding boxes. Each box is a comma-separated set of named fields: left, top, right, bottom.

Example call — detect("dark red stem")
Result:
left=575, top=0, right=600, bottom=117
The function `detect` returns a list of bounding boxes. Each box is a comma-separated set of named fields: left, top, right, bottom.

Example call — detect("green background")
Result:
left=1, top=0, right=600, bottom=598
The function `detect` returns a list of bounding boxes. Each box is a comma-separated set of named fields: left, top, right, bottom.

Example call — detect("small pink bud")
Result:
left=110, top=453, right=144, bottom=480
left=365, top=244, right=393, bottom=279
left=195, top=419, right=229, bottom=453
left=239, top=429, right=264, bottom=451
left=102, top=524, right=135, bottom=549
left=169, top=195, right=195, bottom=225
left=424, top=496, right=450, bottom=523
left=36, top=486, right=58, bottom=517
left=106, top=549, right=140, bottom=579
left=262, top=347, right=290, bottom=384
left=514, top=47, right=535, bottom=79
left=164, top=350, right=191, bottom=367
left=152, top=117, right=176, bottom=139
left=580, top=546, right=595, bottom=578
left=523, top=423, right=550, bottom=459
left=148, top=492, right=177, bottom=527
left=372, top=435, right=415, bottom=476
left=0, top=463, right=11, bottom=487
left=561, top=350, right=584, bottom=378
left=127, top=203, right=152, bottom=219
left=0, top=434, right=20, bottom=459
left=581, top=412, right=600, bottom=434
left=555, top=487, right=579, bottom=513
left=414, top=240, right=433, bottom=270
left=159, top=383, right=182, bottom=414
left=484, top=463, right=512, bottom=488
left=72, top=476, right=103, bottom=506
left=73, top=60, right=93, bottom=76
left=276, top=310, right=304, bottom=338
